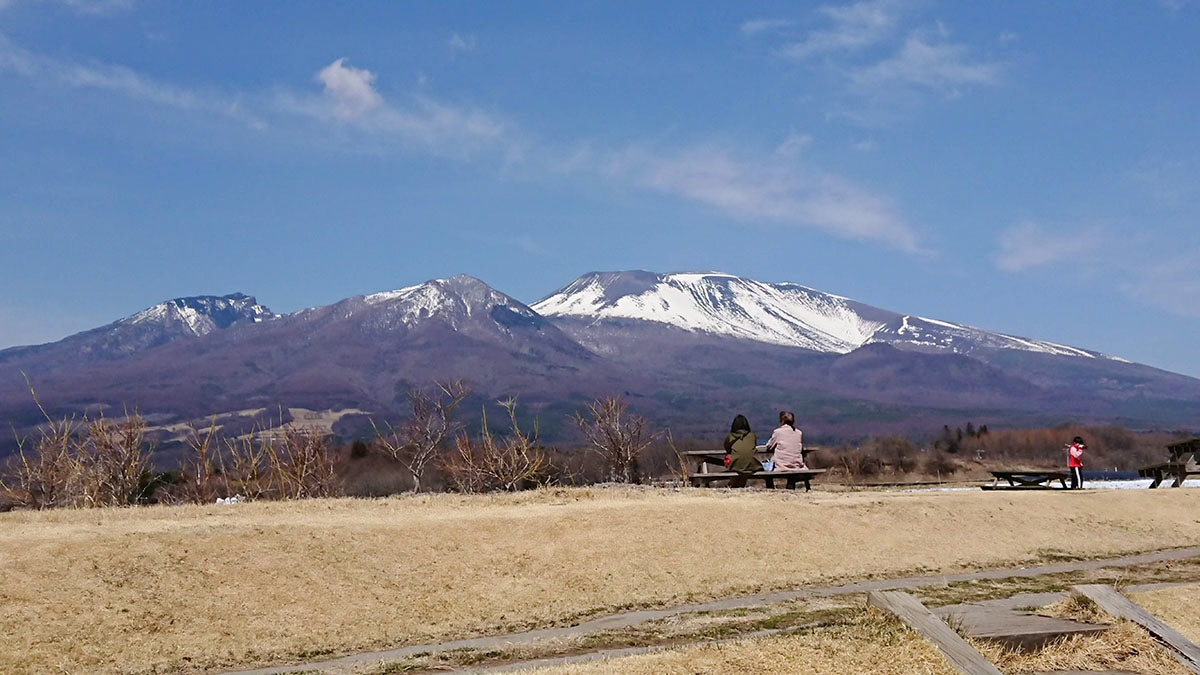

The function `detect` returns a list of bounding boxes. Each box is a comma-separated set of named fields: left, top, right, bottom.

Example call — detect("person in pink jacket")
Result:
left=766, top=410, right=811, bottom=490
left=1067, top=436, right=1086, bottom=489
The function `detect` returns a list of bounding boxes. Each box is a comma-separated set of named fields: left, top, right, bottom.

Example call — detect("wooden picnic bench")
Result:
left=1138, top=438, right=1200, bottom=488
left=981, top=470, right=1068, bottom=490
left=681, top=449, right=825, bottom=490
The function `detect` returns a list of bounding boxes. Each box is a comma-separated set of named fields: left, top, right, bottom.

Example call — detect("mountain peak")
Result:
left=126, top=293, right=276, bottom=335
left=357, top=275, right=547, bottom=334
left=534, top=270, right=881, bottom=352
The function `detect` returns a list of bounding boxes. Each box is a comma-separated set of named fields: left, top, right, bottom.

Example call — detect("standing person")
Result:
left=724, top=414, right=762, bottom=488
left=1067, top=436, right=1086, bottom=489
left=767, top=410, right=810, bottom=490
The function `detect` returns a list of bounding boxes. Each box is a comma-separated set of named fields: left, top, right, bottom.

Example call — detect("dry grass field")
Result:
left=3, top=486, right=1200, bottom=674
left=1136, top=582, right=1200, bottom=643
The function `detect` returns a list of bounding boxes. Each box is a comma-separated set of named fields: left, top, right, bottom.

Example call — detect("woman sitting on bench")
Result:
left=724, top=414, right=763, bottom=488
left=767, top=410, right=808, bottom=471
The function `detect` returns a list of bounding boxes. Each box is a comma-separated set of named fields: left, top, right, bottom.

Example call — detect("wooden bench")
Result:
left=681, top=449, right=823, bottom=490
left=688, top=468, right=826, bottom=490
left=981, top=470, right=1068, bottom=490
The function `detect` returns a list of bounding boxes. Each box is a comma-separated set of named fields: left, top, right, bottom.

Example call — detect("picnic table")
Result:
left=981, top=470, right=1069, bottom=490
left=681, top=448, right=824, bottom=490
left=1138, top=438, right=1200, bottom=488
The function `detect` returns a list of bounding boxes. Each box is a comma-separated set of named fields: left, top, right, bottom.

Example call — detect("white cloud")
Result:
left=740, top=18, right=793, bottom=36
left=0, top=0, right=135, bottom=15
left=994, top=221, right=1104, bottom=272
left=848, top=32, right=1002, bottom=95
left=780, top=0, right=903, bottom=59
left=776, top=131, right=813, bottom=158
left=0, top=32, right=266, bottom=127
left=607, top=145, right=921, bottom=252
left=316, top=57, right=383, bottom=121
left=449, top=33, right=477, bottom=54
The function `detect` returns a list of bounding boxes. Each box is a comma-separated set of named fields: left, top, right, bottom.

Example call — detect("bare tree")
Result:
left=221, top=432, right=271, bottom=501
left=373, top=380, right=470, bottom=493
left=176, top=419, right=223, bottom=504
left=1, top=414, right=81, bottom=509
left=264, top=424, right=341, bottom=499
left=574, top=395, right=654, bottom=484
left=78, top=413, right=154, bottom=507
left=445, top=397, right=548, bottom=493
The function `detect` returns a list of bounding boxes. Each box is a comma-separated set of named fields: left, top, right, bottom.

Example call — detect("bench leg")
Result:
left=764, top=477, right=775, bottom=489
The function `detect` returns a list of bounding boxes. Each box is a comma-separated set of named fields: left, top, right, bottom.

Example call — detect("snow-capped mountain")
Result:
left=0, top=293, right=276, bottom=368
left=2, top=271, right=1198, bottom=454
left=534, top=270, right=1118, bottom=362
left=533, top=271, right=881, bottom=352
left=121, top=293, right=277, bottom=339
left=352, top=274, right=553, bottom=339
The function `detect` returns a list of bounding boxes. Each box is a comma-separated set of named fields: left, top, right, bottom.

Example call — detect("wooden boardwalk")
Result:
left=870, top=585, right=1200, bottom=674
left=1073, top=584, right=1200, bottom=673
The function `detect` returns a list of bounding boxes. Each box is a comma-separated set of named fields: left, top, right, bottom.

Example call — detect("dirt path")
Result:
left=224, top=546, right=1200, bottom=675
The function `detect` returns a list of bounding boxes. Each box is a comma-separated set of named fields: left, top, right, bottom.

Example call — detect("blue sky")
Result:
left=2, top=1, right=1199, bottom=377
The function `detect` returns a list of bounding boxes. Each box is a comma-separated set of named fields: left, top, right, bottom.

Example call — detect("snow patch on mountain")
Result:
left=877, top=315, right=1104, bottom=358
left=534, top=271, right=884, bottom=352
left=362, top=275, right=544, bottom=333
left=535, top=270, right=1122, bottom=362
left=125, top=294, right=275, bottom=337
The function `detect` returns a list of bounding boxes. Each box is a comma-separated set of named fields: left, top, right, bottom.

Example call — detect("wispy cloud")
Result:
left=1121, top=252, right=1200, bottom=319
left=449, top=33, right=477, bottom=55
left=0, top=33, right=516, bottom=159
left=847, top=32, right=1002, bottom=96
left=0, top=0, right=135, bottom=15
left=779, top=0, right=903, bottom=59
left=606, top=145, right=921, bottom=252
left=994, top=221, right=1105, bottom=272
left=758, top=1, right=1004, bottom=122
left=740, top=18, right=793, bottom=37
left=0, top=32, right=266, bottom=127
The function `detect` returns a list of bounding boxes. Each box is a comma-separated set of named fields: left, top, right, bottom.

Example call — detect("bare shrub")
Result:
left=175, top=420, right=224, bottom=504
left=839, top=448, right=882, bottom=483
left=573, top=395, right=655, bottom=484
left=1, top=414, right=82, bottom=509
left=373, top=380, right=470, bottom=493
left=220, top=432, right=273, bottom=500
left=2, top=400, right=155, bottom=509
left=922, top=451, right=959, bottom=478
left=76, top=414, right=155, bottom=507
left=264, top=425, right=341, bottom=499
left=445, top=397, right=549, bottom=493
left=875, top=436, right=919, bottom=475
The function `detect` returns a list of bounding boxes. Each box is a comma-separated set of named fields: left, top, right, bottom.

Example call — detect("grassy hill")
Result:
left=2, top=486, right=1200, bottom=673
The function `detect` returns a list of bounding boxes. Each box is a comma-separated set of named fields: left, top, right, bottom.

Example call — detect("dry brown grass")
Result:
left=1136, top=582, right=1200, bottom=644
left=3, top=486, right=1200, bottom=673
left=508, top=608, right=958, bottom=674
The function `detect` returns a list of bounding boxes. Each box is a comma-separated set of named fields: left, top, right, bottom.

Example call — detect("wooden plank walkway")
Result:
left=933, top=597, right=1108, bottom=651
left=1072, top=584, right=1200, bottom=673
left=867, top=590, right=1003, bottom=674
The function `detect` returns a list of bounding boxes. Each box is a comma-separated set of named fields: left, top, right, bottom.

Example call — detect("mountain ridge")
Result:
left=1, top=271, right=1196, bottom=452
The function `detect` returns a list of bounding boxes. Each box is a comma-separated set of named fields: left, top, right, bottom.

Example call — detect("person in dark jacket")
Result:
left=724, top=414, right=762, bottom=488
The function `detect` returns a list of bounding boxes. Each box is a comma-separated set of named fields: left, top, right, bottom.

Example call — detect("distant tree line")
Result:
left=3, top=381, right=1192, bottom=510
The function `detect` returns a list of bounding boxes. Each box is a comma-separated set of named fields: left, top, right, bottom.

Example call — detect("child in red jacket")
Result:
left=1067, top=436, right=1086, bottom=489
